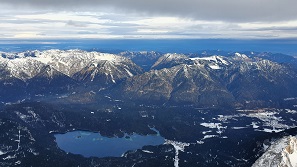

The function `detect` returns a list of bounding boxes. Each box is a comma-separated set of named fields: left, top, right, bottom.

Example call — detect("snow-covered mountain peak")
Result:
left=0, top=49, right=139, bottom=81
left=234, top=52, right=249, bottom=59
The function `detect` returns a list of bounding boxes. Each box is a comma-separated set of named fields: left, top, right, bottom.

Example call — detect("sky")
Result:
left=1, top=0, right=297, bottom=39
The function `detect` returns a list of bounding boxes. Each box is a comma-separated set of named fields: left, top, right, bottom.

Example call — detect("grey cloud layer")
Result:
left=1, top=0, right=297, bottom=22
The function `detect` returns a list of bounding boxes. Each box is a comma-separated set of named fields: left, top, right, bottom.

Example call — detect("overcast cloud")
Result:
left=1, top=0, right=297, bottom=39
left=2, top=0, right=297, bottom=22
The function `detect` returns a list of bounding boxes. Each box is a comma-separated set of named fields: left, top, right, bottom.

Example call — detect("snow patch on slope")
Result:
left=0, top=150, right=6, bottom=155
left=190, top=55, right=229, bottom=70
left=190, top=55, right=229, bottom=65
left=208, top=64, right=221, bottom=70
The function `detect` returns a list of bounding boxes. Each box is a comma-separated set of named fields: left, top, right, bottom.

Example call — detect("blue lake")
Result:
left=54, top=130, right=165, bottom=158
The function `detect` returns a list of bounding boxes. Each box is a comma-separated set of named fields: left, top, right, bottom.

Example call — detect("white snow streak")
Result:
left=165, top=139, right=190, bottom=167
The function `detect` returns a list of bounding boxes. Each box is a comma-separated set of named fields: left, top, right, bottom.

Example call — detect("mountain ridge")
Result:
left=1, top=49, right=297, bottom=109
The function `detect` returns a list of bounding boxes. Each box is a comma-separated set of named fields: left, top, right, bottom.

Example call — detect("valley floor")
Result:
left=1, top=102, right=297, bottom=167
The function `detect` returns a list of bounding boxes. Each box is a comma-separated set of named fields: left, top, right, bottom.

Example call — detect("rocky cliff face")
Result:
left=252, top=136, right=297, bottom=167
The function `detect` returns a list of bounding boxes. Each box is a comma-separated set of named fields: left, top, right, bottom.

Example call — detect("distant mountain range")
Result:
left=1, top=49, right=297, bottom=109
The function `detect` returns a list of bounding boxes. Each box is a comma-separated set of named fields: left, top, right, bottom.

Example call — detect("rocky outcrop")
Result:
left=252, top=136, right=297, bottom=167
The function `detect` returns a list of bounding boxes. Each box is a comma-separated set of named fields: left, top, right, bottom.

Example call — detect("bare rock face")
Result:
left=280, top=137, right=297, bottom=167
left=252, top=136, right=297, bottom=167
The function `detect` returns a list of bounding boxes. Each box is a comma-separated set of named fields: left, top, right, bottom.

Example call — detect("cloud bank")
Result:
left=1, top=0, right=297, bottom=39
left=1, top=0, right=297, bottom=22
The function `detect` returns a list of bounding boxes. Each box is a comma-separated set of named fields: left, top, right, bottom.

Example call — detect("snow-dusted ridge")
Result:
left=0, top=49, right=140, bottom=81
